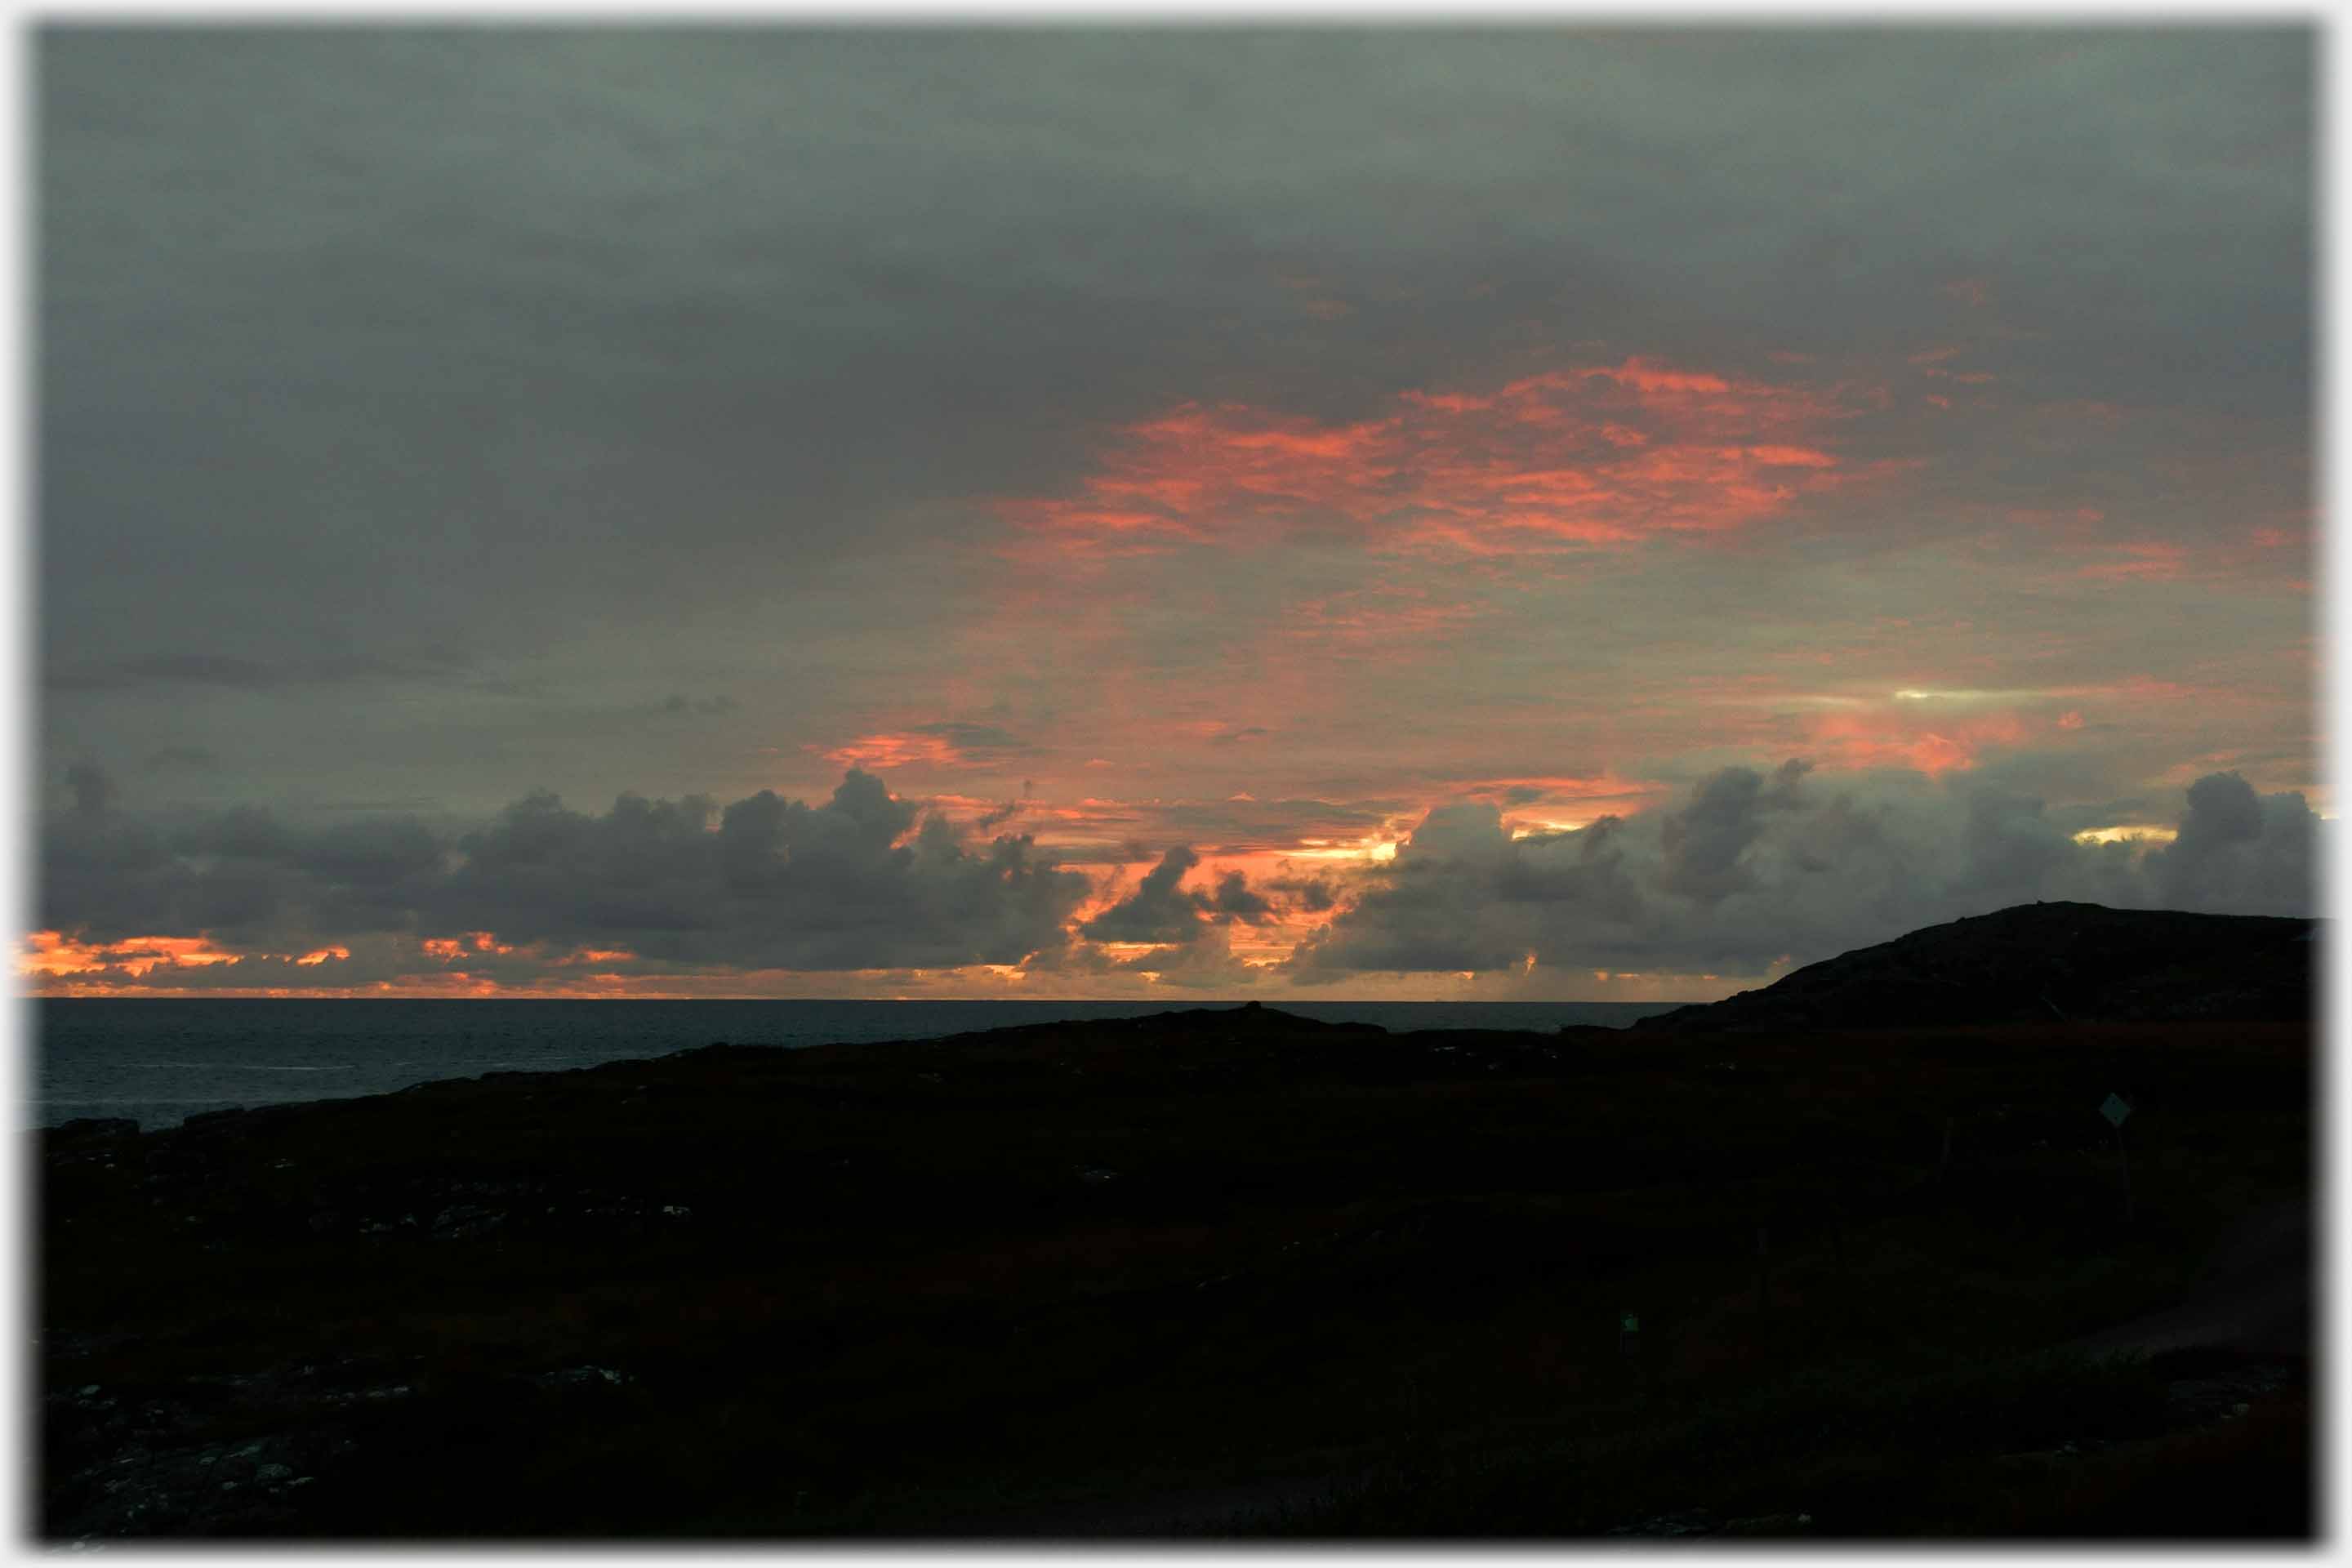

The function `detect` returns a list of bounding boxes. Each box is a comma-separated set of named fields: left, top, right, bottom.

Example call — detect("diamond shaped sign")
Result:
left=2100, top=1093, right=2132, bottom=1128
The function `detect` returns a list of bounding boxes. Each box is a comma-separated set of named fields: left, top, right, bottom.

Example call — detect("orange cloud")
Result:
left=1453, top=773, right=1668, bottom=819
left=422, top=931, right=516, bottom=960
left=21, top=930, right=241, bottom=978
left=2078, top=541, right=2192, bottom=581
left=1801, top=706, right=2030, bottom=777
left=816, top=733, right=974, bottom=771
left=997, top=356, right=1884, bottom=560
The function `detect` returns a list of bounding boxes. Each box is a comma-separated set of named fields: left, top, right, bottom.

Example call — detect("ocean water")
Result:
left=29, top=998, right=1679, bottom=1130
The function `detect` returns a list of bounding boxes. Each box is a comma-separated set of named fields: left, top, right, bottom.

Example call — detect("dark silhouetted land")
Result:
left=39, top=902, right=2314, bottom=1540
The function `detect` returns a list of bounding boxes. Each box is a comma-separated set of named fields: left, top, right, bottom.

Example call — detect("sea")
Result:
left=27, top=998, right=1680, bottom=1130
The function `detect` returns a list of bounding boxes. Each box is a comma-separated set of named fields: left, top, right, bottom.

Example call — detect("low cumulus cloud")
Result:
left=37, top=766, right=1092, bottom=987
left=1289, top=762, right=2319, bottom=983
left=33, top=755, right=2322, bottom=995
left=1076, top=844, right=1278, bottom=945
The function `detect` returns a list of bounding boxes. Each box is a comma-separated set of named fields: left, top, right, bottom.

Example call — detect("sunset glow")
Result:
left=31, top=28, right=2315, bottom=1001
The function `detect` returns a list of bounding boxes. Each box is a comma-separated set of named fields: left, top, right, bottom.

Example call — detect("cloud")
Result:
left=996, top=357, right=1891, bottom=562
left=1073, top=843, right=1282, bottom=947
left=1078, top=845, right=1213, bottom=944
left=2147, top=770, right=2314, bottom=913
left=816, top=721, right=1038, bottom=773
left=1657, top=758, right=1810, bottom=903
left=1148, top=795, right=1396, bottom=854
left=38, top=781, right=449, bottom=952
left=1263, top=873, right=1340, bottom=913
left=1288, top=763, right=2319, bottom=983
left=1208, top=869, right=1276, bottom=921
left=35, top=768, right=1094, bottom=985
left=438, top=769, right=1087, bottom=970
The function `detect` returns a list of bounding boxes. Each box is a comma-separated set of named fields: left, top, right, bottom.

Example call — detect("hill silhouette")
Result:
left=38, top=903, right=2314, bottom=1540
left=1635, top=902, right=2314, bottom=1033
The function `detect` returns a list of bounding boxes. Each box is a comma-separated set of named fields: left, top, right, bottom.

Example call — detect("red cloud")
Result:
left=1802, top=706, right=2029, bottom=777
left=997, top=356, right=1884, bottom=560
left=815, top=733, right=973, bottom=771
left=2078, top=542, right=2192, bottom=581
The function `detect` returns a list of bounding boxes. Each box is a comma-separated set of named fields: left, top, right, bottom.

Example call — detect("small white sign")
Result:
left=2101, top=1093, right=2132, bottom=1128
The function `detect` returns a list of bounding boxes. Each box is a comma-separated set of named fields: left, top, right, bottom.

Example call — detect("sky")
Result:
left=29, top=24, right=2321, bottom=1000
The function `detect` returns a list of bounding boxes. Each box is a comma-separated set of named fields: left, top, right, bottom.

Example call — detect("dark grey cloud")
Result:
left=40, top=772, right=453, bottom=950
left=38, top=767, right=1092, bottom=974
left=1074, top=844, right=1280, bottom=947
left=1263, top=872, right=1339, bottom=913
left=1289, top=762, right=2320, bottom=982
left=2148, top=771, right=2315, bottom=914
left=435, top=768, right=1087, bottom=969
left=1078, top=846, right=1212, bottom=945
left=1658, top=758, right=1811, bottom=905
left=1208, top=870, right=1276, bottom=922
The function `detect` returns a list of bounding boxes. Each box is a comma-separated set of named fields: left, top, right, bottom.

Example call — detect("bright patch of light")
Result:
left=2071, top=825, right=2179, bottom=845
left=1287, top=836, right=1398, bottom=863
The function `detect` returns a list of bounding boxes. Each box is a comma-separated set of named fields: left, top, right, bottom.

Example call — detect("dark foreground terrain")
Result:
left=38, top=903, right=2316, bottom=1540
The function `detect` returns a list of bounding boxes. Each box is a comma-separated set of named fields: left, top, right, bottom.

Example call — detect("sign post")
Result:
left=2101, top=1093, right=2133, bottom=1224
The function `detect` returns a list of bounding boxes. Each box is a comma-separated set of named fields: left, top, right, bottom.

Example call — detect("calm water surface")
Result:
left=30, top=998, right=1679, bottom=1129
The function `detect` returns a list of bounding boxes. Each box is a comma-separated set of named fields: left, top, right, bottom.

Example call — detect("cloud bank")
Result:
left=31, top=753, right=2318, bottom=998
left=1286, top=764, right=2318, bottom=984
left=38, top=768, right=1092, bottom=989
